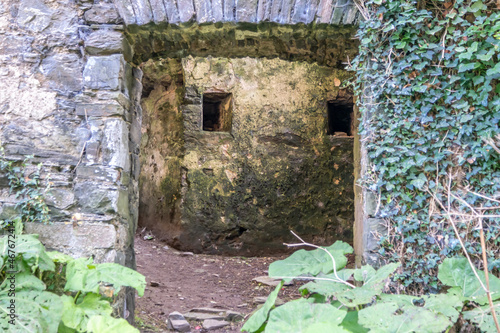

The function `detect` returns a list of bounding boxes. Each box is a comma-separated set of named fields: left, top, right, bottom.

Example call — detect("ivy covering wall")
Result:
left=352, top=0, right=500, bottom=291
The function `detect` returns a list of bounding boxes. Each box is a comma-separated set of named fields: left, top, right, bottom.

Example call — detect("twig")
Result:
left=284, top=231, right=355, bottom=288
left=479, top=216, right=500, bottom=333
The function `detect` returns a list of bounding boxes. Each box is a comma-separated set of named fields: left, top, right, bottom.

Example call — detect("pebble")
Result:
left=166, top=312, right=190, bottom=332
left=203, top=319, right=230, bottom=330
left=150, top=281, right=159, bottom=287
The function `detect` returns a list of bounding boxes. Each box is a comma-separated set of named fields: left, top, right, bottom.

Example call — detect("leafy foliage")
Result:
left=351, top=0, right=500, bottom=291
left=0, top=234, right=145, bottom=332
left=242, top=241, right=500, bottom=332
left=0, top=150, right=51, bottom=231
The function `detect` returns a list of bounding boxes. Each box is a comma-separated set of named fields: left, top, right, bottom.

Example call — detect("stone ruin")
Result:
left=0, top=0, right=381, bottom=319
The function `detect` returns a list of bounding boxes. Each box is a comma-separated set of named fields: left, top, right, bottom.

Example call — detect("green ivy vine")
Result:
left=351, top=0, right=500, bottom=291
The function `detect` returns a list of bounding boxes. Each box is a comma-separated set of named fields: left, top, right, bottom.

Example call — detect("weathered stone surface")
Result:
left=85, top=30, right=132, bottom=61
left=76, top=166, right=123, bottom=184
left=194, top=0, right=213, bottom=23
left=235, top=0, right=258, bottom=22
left=203, top=319, right=230, bottom=330
left=127, top=23, right=359, bottom=68
left=139, top=56, right=354, bottom=255
left=291, top=0, right=320, bottom=23
left=102, top=119, right=130, bottom=172
left=163, top=0, right=181, bottom=23
left=112, top=0, right=137, bottom=25
left=85, top=3, right=121, bottom=24
left=83, top=55, right=125, bottom=90
left=45, top=188, right=75, bottom=209
left=223, top=0, right=235, bottom=21
left=17, top=0, right=54, bottom=32
left=40, top=53, right=83, bottom=93
left=25, top=222, right=116, bottom=253
left=331, top=0, right=349, bottom=24
left=225, top=310, right=244, bottom=322
left=76, top=103, right=126, bottom=118
left=278, top=0, right=294, bottom=23
left=364, top=218, right=386, bottom=253
left=316, top=0, right=334, bottom=23
left=257, top=0, right=271, bottom=21
left=177, top=0, right=196, bottom=22
left=212, top=0, right=224, bottom=22
left=74, top=182, right=129, bottom=216
left=167, top=312, right=190, bottom=332
left=131, top=0, right=154, bottom=25
left=184, top=312, right=224, bottom=320
left=148, top=0, right=168, bottom=23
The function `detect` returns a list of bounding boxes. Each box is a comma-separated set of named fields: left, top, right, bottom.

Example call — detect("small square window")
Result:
left=327, top=99, right=353, bottom=136
left=203, top=92, right=232, bottom=132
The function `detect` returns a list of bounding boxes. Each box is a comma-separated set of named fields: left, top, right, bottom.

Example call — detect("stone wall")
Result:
left=0, top=0, right=385, bottom=320
left=139, top=55, right=355, bottom=255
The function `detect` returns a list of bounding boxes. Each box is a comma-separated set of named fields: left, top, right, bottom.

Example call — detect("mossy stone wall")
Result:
left=140, top=56, right=355, bottom=255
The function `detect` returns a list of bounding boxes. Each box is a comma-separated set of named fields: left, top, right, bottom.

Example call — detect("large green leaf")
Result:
left=0, top=272, right=46, bottom=292
left=60, top=293, right=113, bottom=332
left=463, top=301, right=500, bottom=333
left=268, top=241, right=353, bottom=280
left=64, top=258, right=146, bottom=297
left=0, top=290, right=62, bottom=332
left=265, top=298, right=347, bottom=332
left=0, top=234, right=54, bottom=273
left=358, top=302, right=453, bottom=333
left=379, top=293, right=463, bottom=323
left=86, top=315, right=139, bottom=333
left=340, top=310, right=369, bottom=333
left=241, top=281, right=283, bottom=332
left=438, top=258, right=500, bottom=305
left=300, top=263, right=400, bottom=307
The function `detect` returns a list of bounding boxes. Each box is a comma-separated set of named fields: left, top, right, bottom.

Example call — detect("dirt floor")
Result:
left=134, top=232, right=304, bottom=333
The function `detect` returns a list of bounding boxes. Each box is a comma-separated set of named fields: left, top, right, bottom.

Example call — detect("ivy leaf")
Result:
left=410, top=173, right=427, bottom=190
left=265, top=298, right=347, bottom=332
left=469, top=1, right=486, bottom=13
left=241, top=281, right=283, bottom=332
left=486, top=62, right=500, bottom=77
left=458, top=63, right=477, bottom=73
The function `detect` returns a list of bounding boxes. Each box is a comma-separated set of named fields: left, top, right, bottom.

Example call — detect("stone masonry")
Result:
left=0, top=0, right=383, bottom=320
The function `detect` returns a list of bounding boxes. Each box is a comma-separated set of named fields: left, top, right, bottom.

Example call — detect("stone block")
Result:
left=40, top=54, right=83, bottom=93
left=85, top=141, right=101, bottom=163
left=17, top=0, right=54, bottom=32
left=24, top=222, right=117, bottom=252
left=316, top=0, right=335, bottom=23
left=76, top=165, right=122, bottom=184
left=364, top=218, right=386, bottom=252
left=177, top=0, right=196, bottom=22
left=291, top=0, right=318, bottom=23
left=257, top=0, right=272, bottom=21
left=74, top=181, right=129, bottom=216
left=85, top=30, right=133, bottom=61
left=83, top=55, right=125, bottom=91
left=194, top=0, right=213, bottom=23
left=212, top=0, right=224, bottom=21
left=85, top=3, right=121, bottom=24
left=364, top=191, right=377, bottom=217
left=76, top=103, right=126, bottom=118
left=278, top=0, right=294, bottom=23
left=112, top=0, right=137, bottom=25
left=162, top=0, right=180, bottom=23
left=131, top=0, right=153, bottom=25
left=45, top=188, right=75, bottom=209
left=223, top=0, right=235, bottom=21
left=148, top=0, right=168, bottom=23
left=102, top=119, right=130, bottom=171
left=235, top=0, right=258, bottom=22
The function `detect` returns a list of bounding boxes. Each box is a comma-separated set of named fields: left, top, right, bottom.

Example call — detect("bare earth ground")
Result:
left=134, top=233, right=302, bottom=333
